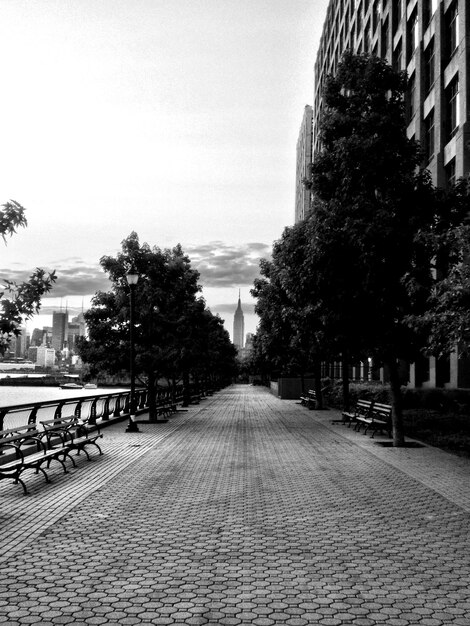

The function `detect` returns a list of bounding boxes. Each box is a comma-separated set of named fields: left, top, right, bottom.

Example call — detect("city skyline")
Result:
left=24, top=288, right=256, bottom=342
left=0, top=1, right=328, bottom=340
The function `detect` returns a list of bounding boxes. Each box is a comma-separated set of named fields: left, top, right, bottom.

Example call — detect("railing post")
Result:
left=113, top=395, right=122, bottom=417
left=54, top=402, right=65, bottom=420
left=0, top=409, right=8, bottom=431
left=88, top=398, right=98, bottom=425
left=123, top=393, right=130, bottom=414
left=74, top=401, right=82, bottom=419
left=28, top=407, right=39, bottom=425
left=102, top=397, right=110, bottom=421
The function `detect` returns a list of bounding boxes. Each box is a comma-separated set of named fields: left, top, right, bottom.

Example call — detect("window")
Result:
left=392, top=0, right=402, bottom=35
left=445, top=158, right=456, bottom=187
left=356, top=2, right=363, bottom=34
left=364, top=20, right=371, bottom=52
left=445, top=76, right=460, bottom=141
left=381, top=16, right=389, bottom=57
left=392, top=39, right=402, bottom=71
left=445, top=2, right=459, bottom=61
left=407, top=73, right=416, bottom=121
left=407, top=10, right=418, bottom=63
left=424, top=38, right=435, bottom=94
left=423, top=109, right=435, bottom=163
left=372, top=0, right=379, bottom=33
left=424, top=0, right=438, bottom=27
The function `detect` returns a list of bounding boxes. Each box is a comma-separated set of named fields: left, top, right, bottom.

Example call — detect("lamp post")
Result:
left=125, top=265, right=140, bottom=433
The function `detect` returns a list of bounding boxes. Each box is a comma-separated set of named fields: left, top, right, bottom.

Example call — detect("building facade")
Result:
left=313, top=0, right=469, bottom=388
left=233, top=293, right=245, bottom=350
left=36, top=346, right=56, bottom=369
left=295, top=105, right=313, bottom=223
left=52, top=312, right=68, bottom=353
left=314, top=0, right=468, bottom=186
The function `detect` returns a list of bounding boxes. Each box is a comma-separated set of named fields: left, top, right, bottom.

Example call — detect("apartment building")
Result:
left=313, top=0, right=469, bottom=388
left=314, top=0, right=468, bottom=184
left=295, top=105, right=313, bottom=223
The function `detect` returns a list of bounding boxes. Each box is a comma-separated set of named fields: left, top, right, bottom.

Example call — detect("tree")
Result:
left=310, top=52, right=436, bottom=446
left=78, top=232, right=236, bottom=418
left=251, top=258, right=301, bottom=379
left=251, top=222, right=332, bottom=406
left=0, top=201, right=56, bottom=353
left=406, top=177, right=470, bottom=357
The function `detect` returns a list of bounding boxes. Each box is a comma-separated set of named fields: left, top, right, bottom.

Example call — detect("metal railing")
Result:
left=0, top=389, right=148, bottom=432
left=0, top=382, right=219, bottom=432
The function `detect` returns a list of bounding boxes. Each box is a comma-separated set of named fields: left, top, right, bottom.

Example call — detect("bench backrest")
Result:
left=0, top=429, right=43, bottom=450
left=40, top=417, right=77, bottom=430
left=307, top=389, right=316, bottom=397
left=371, top=402, right=392, bottom=419
left=0, top=425, right=39, bottom=439
left=355, top=399, right=373, bottom=416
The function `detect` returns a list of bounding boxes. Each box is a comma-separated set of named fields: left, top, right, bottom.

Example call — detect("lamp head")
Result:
left=126, top=265, right=139, bottom=286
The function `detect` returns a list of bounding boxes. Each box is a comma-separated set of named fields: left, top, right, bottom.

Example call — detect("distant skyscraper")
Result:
left=36, top=345, right=56, bottom=368
left=13, top=327, right=28, bottom=358
left=31, top=328, right=44, bottom=346
left=72, top=311, right=87, bottom=339
left=233, top=292, right=245, bottom=350
left=52, top=311, right=68, bottom=353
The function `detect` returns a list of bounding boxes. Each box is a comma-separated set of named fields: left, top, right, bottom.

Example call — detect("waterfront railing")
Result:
left=0, top=389, right=149, bottom=431
left=0, top=382, right=221, bottom=431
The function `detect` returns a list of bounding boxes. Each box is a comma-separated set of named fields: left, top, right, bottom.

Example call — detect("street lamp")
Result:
left=125, top=265, right=140, bottom=433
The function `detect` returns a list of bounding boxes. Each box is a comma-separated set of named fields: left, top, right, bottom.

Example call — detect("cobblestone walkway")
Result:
left=0, top=385, right=469, bottom=625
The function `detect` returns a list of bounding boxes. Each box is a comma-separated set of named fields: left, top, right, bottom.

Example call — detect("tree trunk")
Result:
left=182, top=369, right=191, bottom=407
left=147, top=374, right=157, bottom=422
left=313, top=360, right=324, bottom=409
left=386, top=356, right=406, bottom=447
left=341, top=352, right=350, bottom=412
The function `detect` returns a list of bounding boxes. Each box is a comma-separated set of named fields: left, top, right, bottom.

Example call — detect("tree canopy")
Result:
left=0, top=201, right=56, bottom=353
left=78, top=232, right=236, bottom=418
left=406, top=177, right=470, bottom=357
left=252, top=52, right=442, bottom=445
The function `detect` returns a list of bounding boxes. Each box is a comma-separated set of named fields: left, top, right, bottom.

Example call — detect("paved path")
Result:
left=0, top=384, right=469, bottom=625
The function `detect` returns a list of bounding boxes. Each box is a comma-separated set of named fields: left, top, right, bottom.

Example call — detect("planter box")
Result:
left=271, top=378, right=315, bottom=399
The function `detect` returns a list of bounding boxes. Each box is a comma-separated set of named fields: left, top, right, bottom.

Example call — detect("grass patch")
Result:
left=323, top=380, right=470, bottom=458
left=403, top=409, right=470, bottom=458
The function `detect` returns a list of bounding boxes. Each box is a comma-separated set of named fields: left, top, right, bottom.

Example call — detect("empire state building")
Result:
left=233, top=292, right=245, bottom=350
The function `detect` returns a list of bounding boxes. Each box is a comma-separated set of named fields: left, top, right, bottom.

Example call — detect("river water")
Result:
left=0, top=385, right=126, bottom=408
left=0, top=385, right=127, bottom=430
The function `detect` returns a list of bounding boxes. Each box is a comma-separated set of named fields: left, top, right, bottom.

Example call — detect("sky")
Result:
left=0, top=0, right=329, bottom=340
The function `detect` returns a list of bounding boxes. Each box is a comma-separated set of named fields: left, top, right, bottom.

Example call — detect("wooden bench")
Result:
left=355, top=402, right=392, bottom=438
left=341, top=399, right=373, bottom=428
left=0, top=424, right=73, bottom=495
left=40, top=416, right=103, bottom=460
left=300, top=389, right=317, bottom=410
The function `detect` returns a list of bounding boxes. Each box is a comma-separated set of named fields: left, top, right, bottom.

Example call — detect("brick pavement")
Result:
left=0, top=384, right=469, bottom=625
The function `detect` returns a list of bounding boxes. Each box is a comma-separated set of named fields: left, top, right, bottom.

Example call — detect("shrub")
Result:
left=323, top=382, right=470, bottom=457
left=323, top=380, right=390, bottom=409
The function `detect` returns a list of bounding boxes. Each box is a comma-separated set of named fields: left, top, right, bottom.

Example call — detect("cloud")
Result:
left=35, top=304, right=86, bottom=317
left=1, top=240, right=272, bottom=299
left=0, top=263, right=111, bottom=298
left=49, top=266, right=112, bottom=297
left=186, top=241, right=271, bottom=288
